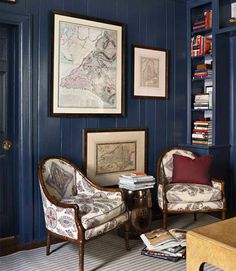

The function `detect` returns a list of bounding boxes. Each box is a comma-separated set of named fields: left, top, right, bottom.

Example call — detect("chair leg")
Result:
left=79, top=241, right=84, bottom=271
left=124, top=221, right=130, bottom=251
left=46, top=231, right=51, bottom=256
left=194, top=213, right=197, bottom=221
left=222, top=209, right=226, bottom=220
left=163, top=212, right=167, bottom=229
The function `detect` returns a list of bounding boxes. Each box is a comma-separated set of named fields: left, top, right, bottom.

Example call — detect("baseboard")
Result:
left=0, top=236, right=62, bottom=256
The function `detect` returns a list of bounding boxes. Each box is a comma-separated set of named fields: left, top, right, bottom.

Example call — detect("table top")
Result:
left=188, top=217, right=236, bottom=250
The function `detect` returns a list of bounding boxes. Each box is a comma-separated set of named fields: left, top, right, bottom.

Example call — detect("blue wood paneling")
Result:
left=0, top=0, right=188, bottom=242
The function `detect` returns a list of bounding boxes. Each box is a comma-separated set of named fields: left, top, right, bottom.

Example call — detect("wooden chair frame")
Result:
left=38, top=156, right=130, bottom=271
left=157, top=147, right=227, bottom=229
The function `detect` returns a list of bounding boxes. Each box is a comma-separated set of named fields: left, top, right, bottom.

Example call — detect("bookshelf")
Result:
left=180, top=0, right=236, bottom=184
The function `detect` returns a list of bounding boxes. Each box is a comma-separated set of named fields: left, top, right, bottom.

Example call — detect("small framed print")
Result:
left=51, top=11, right=126, bottom=116
left=83, top=128, right=147, bottom=186
left=132, top=45, right=168, bottom=99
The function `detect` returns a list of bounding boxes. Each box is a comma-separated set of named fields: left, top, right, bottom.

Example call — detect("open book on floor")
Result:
left=140, top=228, right=186, bottom=251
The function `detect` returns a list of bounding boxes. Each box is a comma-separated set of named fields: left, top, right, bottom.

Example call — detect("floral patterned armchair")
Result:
left=157, top=147, right=226, bottom=229
left=38, top=157, right=129, bottom=271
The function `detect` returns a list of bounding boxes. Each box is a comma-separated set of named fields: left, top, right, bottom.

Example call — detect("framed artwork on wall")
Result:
left=83, top=128, right=147, bottom=186
left=51, top=11, right=126, bottom=116
left=132, top=45, right=168, bottom=99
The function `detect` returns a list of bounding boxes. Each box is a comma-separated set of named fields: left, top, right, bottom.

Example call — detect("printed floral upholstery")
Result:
left=161, top=149, right=195, bottom=180
left=62, top=193, right=126, bottom=230
left=163, top=183, right=222, bottom=202
left=39, top=158, right=128, bottom=241
left=157, top=148, right=226, bottom=229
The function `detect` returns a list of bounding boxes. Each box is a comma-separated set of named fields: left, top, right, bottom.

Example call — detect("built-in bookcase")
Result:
left=180, top=0, right=236, bottom=185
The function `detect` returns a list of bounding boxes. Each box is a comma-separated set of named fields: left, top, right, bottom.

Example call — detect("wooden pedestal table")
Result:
left=120, top=188, right=152, bottom=238
left=186, top=217, right=236, bottom=271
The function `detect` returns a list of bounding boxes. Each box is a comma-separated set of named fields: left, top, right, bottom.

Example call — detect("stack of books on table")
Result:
left=140, top=228, right=186, bottom=262
left=192, top=119, right=212, bottom=145
left=118, top=173, right=155, bottom=191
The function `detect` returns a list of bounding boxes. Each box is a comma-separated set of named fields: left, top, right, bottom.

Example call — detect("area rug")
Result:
left=0, top=214, right=222, bottom=271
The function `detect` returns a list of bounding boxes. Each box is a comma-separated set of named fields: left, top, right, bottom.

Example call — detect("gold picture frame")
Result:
left=83, top=128, right=147, bottom=186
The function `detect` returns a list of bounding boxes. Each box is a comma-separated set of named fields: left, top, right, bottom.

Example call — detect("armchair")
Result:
left=157, top=147, right=226, bottom=229
left=38, top=157, right=129, bottom=271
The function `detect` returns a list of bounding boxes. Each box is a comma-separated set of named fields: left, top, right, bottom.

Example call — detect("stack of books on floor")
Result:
left=191, top=35, right=212, bottom=57
left=140, top=228, right=186, bottom=262
left=193, top=63, right=212, bottom=79
left=192, top=119, right=212, bottom=145
left=193, top=93, right=210, bottom=109
left=192, top=9, right=212, bottom=32
left=118, top=173, right=155, bottom=191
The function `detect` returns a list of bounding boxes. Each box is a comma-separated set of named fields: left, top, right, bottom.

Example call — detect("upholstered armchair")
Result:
left=157, top=147, right=226, bottom=229
left=38, top=157, right=129, bottom=271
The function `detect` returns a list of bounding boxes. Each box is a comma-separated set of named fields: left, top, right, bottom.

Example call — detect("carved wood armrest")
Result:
left=211, top=178, right=224, bottom=191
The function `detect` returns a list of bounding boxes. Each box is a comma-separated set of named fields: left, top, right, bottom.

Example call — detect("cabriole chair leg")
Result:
left=222, top=209, right=226, bottom=220
left=79, top=241, right=84, bottom=271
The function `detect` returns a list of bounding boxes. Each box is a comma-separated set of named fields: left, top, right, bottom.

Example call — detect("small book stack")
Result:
left=193, top=63, right=212, bottom=79
left=192, top=119, right=212, bottom=145
left=193, top=93, right=210, bottom=109
left=191, top=35, right=212, bottom=57
left=118, top=173, right=155, bottom=191
left=192, top=9, right=212, bottom=32
left=140, top=228, right=186, bottom=262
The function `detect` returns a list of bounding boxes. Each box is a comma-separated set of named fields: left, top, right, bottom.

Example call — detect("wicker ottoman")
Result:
left=186, top=217, right=236, bottom=271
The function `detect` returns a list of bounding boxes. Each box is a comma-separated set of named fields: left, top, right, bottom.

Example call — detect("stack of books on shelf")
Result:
left=192, top=9, right=212, bottom=32
left=191, top=35, right=212, bottom=57
left=192, top=119, right=212, bottom=145
left=193, top=93, right=210, bottom=109
left=118, top=173, right=155, bottom=191
left=140, top=228, right=186, bottom=262
left=193, top=63, right=212, bottom=79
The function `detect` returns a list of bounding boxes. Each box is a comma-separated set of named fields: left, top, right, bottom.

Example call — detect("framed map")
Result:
left=51, top=11, right=125, bottom=116
left=83, top=128, right=147, bottom=186
left=132, top=45, right=168, bottom=99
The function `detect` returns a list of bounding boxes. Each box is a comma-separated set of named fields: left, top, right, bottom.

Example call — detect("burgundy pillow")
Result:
left=172, top=154, right=213, bottom=185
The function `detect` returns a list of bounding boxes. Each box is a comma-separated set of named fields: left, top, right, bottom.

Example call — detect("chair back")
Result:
left=38, top=157, right=76, bottom=201
left=158, top=148, right=196, bottom=182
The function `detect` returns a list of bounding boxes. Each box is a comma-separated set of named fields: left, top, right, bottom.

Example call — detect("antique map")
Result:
left=96, top=142, right=136, bottom=174
left=140, top=56, right=159, bottom=88
left=58, top=21, right=117, bottom=108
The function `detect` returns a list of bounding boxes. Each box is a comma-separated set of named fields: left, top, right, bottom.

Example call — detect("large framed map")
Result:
left=51, top=11, right=125, bottom=116
left=132, top=45, right=168, bottom=99
left=83, top=128, right=147, bottom=186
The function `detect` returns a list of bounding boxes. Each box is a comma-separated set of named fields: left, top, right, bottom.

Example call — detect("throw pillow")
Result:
left=172, top=154, right=213, bottom=185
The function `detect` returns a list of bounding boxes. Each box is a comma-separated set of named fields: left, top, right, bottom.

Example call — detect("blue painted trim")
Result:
left=0, top=12, right=33, bottom=243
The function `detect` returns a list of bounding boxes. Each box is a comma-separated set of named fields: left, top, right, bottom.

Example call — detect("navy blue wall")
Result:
left=0, top=0, right=187, bottom=242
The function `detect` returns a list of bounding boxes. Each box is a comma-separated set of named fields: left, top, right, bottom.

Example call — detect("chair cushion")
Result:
left=165, top=183, right=222, bottom=203
left=172, top=154, right=213, bottom=185
left=62, top=192, right=126, bottom=230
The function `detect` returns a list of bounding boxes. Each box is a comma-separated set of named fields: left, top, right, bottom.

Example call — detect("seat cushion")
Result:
left=165, top=183, right=222, bottom=203
left=62, top=192, right=126, bottom=229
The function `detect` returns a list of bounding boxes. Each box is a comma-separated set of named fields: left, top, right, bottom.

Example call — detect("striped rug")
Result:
left=0, top=214, right=222, bottom=271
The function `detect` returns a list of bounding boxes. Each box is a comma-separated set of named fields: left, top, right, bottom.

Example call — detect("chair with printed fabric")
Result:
left=38, top=157, right=129, bottom=271
left=157, top=147, right=226, bottom=229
